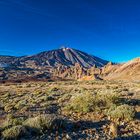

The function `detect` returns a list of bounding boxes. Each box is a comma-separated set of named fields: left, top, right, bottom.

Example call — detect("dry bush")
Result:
left=2, top=125, right=28, bottom=140
left=64, top=90, right=120, bottom=113
left=23, top=114, right=63, bottom=133
left=107, top=104, right=135, bottom=121
left=1, top=114, right=67, bottom=139
left=1, top=115, right=25, bottom=130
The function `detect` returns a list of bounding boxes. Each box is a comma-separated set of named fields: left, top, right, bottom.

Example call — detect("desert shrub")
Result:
left=26, top=83, right=32, bottom=87
left=49, top=86, right=59, bottom=92
left=4, top=104, right=14, bottom=113
left=1, top=117, right=24, bottom=130
left=65, top=92, right=96, bottom=113
left=23, top=114, right=63, bottom=134
left=34, top=90, right=42, bottom=95
left=107, top=104, right=135, bottom=121
left=40, top=102, right=50, bottom=108
left=96, top=91, right=120, bottom=108
left=2, top=125, right=28, bottom=140
left=14, top=100, right=27, bottom=110
left=64, top=91, right=120, bottom=113
left=1, top=114, right=68, bottom=139
left=2, top=92, right=11, bottom=98
left=58, top=94, right=72, bottom=104
left=38, top=95, right=55, bottom=102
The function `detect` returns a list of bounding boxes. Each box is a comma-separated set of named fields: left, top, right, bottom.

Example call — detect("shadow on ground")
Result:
left=135, top=111, right=140, bottom=120
left=115, top=135, right=140, bottom=140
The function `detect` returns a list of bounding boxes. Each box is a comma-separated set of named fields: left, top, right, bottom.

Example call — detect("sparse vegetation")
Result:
left=0, top=81, right=139, bottom=139
left=1, top=114, right=68, bottom=139
left=107, top=104, right=136, bottom=121
left=23, top=114, right=58, bottom=133
left=1, top=115, right=25, bottom=130
left=68, top=93, right=95, bottom=112
left=64, top=90, right=120, bottom=113
left=2, top=125, right=28, bottom=140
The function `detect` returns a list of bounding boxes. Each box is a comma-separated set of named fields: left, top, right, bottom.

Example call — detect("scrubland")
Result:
left=0, top=80, right=140, bottom=139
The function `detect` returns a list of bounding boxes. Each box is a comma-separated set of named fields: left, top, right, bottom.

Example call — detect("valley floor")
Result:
left=0, top=80, right=140, bottom=140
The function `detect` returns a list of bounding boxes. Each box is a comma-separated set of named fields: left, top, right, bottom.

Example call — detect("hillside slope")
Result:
left=0, top=47, right=109, bottom=68
left=19, top=47, right=109, bottom=68
left=104, top=58, right=140, bottom=81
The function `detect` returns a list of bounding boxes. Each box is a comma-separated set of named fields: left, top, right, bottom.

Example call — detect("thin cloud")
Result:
left=1, top=0, right=55, bottom=18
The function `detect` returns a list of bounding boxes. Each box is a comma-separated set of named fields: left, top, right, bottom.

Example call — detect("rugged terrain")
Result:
left=0, top=48, right=140, bottom=82
left=0, top=48, right=140, bottom=139
left=104, top=58, right=140, bottom=81
left=1, top=48, right=140, bottom=82
left=0, top=80, right=140, bottom=139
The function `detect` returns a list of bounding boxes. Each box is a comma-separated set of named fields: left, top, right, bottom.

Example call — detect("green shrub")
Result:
left=4, top=104, right=14, bottom=113
left=64, top=91, right=120, bottom=113
left=23, top=114, right=61, bottom=133
left=1, top=114, right=67, bottom=139
left=65, top=93, right=95, bottom=113
left=14, top=100, right=27, bottom=110
left=107, top=104, right=135, bottom=121
left=1, top=116, right=25, bottom=130
left=2, top=125, right=28, bottom=139
left=96, top=91, right=120, bottom=108
left=49, top=86, right=59, bottom=92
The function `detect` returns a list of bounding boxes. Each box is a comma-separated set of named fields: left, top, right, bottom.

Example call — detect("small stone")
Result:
left=102, top=125, right=107, bottom=129
left=66, top=134, right=72, bottom=140
left=121, top=122, right=125, bottom=126
left=95, top=135, right=100, bottom=139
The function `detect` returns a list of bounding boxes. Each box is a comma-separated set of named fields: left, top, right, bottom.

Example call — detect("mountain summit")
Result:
left=19, top=47, right=109, bottom=68
left=0, top=47, right=109, bottom=68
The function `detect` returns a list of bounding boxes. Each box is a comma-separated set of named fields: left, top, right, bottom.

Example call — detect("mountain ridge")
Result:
left=0, top=47, right=109, bottom=68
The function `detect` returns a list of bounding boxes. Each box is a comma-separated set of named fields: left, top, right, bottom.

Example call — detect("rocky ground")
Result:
left=0, top=80, right=140, bottom=140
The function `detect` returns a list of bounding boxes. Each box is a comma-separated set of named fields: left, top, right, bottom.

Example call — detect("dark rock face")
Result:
left=0, top=56, right=17, bottom=67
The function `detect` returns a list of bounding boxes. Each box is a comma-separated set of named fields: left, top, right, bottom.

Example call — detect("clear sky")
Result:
left=0, top=0, right=140, bottom=62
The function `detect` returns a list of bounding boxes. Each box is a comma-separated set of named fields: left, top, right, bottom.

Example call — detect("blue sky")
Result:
left=0, top=0, right=140, bottom=62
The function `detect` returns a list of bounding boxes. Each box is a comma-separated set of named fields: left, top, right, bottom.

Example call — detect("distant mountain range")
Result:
left=0, top=47, right=140, bottom=82
left=0, top=47, right=109, bottom=68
